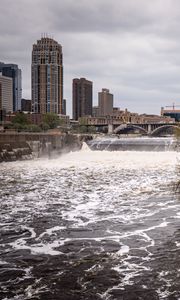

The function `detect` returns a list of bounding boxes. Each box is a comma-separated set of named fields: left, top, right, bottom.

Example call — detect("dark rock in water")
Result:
left=0, top=133, right=93, bottom=162
left=0, top=141, right=32, bottom=162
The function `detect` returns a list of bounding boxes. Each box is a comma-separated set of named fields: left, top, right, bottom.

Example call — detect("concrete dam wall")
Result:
left=0, top=133, right=92, bottom=162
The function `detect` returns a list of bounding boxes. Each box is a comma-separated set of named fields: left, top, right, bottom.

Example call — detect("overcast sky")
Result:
left=1, top=0, right=180, bottom=116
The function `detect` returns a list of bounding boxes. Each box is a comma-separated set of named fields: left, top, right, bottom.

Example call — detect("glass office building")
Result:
left=0, top=62, right=22, bottom=112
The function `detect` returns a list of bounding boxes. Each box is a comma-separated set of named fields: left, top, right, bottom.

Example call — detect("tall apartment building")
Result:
left=72, top=78, right=92, bottom=120
left=98, top=88, right=113, bottom=116
left=0, top=62, right=22, bottom=111
left=0, top=75, right=13, bottom=113
left=31, top=37, right=63, bottom=114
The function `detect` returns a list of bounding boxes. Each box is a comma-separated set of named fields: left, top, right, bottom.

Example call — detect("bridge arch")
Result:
left=114, top=124, right=147, bottom=134
left=151, top=125, right=179, bottom=136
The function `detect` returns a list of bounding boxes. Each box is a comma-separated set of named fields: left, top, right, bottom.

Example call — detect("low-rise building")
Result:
left=161, top=107, right=180, bottom=122
left=139, top=113, right=175, bottom=124
left=78, top=110, right=175, bottom=126
left=57, top=114, right=70, bottom=125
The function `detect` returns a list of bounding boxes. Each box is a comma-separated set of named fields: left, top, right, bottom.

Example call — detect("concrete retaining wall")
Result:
left=0, top=133, right=92, bottom=162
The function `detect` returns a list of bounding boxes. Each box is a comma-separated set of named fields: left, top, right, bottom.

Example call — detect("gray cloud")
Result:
left=1, top=0, right=180, bottom=115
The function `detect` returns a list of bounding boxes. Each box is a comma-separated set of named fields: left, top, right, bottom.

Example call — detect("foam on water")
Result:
left=0, top=143, right=178, bottom=172
left=0, top=139, right=180, bottom=299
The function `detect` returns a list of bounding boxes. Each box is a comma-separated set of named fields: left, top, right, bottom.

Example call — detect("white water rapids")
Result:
left=0, top=139, right=180, bottom=300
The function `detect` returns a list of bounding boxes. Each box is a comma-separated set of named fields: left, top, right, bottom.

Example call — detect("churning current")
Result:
left=0, top=138, right=180, bottom=300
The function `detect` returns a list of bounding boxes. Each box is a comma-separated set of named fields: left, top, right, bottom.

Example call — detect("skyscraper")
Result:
left=0, top=75, right=13, bottom=113
left=0, top=62, right=22, bottom=111
left=72, top=78, right=92, bottom=120
left=98, top=88, right=113, bottom=116
left=31, top=37, right=63, bottom=114
left=0, top=82, right=2, bottom=112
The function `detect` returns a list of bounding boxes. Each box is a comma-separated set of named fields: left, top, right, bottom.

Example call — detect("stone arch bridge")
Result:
left=111, top=123, right=179, bottom=136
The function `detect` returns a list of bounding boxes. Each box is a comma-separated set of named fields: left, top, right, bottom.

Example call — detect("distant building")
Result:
left=0, top=75, right=13, bottom=114
left=5, top=112, right=43, bottom=126
left=0, top=62, right=22, bottom=111
left=0, top=81, right=2, bottom=122
left=161, top=107, right=180, bottom=122
left=98, top=88, right=113, bottom=116
left=113, top=107, right=121, bottom=114
left=92, top=106, right=99, bottom=117
left=57, top=114, right=70, bottom=125
left=80, top=110, right=175, bottom=127
left=140, top=113, right=175, bottom=124
left=31, top=37, right=63, bottom=114
left=21, top=98, right=32, bottom=112
left=72, top=77, right=92, bottom=120
left=62, top=99, right=66, bottom=115
left=0, top=82, right=2, bottom=110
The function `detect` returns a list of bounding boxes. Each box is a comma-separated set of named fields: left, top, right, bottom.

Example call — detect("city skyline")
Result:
left=1, top=0, right=180, bottom=116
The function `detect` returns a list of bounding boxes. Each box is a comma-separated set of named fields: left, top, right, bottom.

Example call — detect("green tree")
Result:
left=26, top=124, right=41, bottom=132
left=79, top=117, right=88, bottom=125
left=13, top=123, right=27, bottom=132
left=79, top=125, right=88, bottom=133
left=42, top=113, right=60, bottom=129
left=88, top=126, right=96, bottom=133
left=40, top=122, right=50, bottom=131
left=12, top=112, right=29, bottom=125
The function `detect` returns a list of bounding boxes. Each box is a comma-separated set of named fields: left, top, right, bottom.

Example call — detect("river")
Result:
left=0, top=137, right=180, bottom=300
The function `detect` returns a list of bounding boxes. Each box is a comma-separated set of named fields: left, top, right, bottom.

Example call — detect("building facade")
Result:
left=92, top=106, right=99, bottom=117
left=79, top=111, right=175, bottom=126
left=62, top=99, right=66, bottom=115
left=0, top=82, right=2, bottom=111
left=21, top=98, right=32, bottom=112
left=0, top=62, right=22, bottom=111
left=0, top=75, right=13, bottom=113
left=72, top=77, right=92, bottom=120
left=161, top=107, right=180, bottom=122
left=31, top=37, right=63, bottom=114
left=98, top=88, right=113, bottom=116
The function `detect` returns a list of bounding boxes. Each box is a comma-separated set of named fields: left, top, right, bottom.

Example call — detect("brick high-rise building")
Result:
left=98, top=88, right=113, bottom=116
left=31, top=37, right=63, bottom=114
left=72, top=77, right=92, bottom=120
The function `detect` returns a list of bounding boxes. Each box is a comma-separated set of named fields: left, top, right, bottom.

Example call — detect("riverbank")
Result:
left=0, top=132, right=92, bottom=162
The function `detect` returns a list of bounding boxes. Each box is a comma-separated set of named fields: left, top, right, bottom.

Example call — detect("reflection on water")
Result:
left=0, top=137, right=180, bottom=300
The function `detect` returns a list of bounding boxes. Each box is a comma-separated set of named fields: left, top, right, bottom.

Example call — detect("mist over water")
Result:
left=0, top=137, right=180, bottom=300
